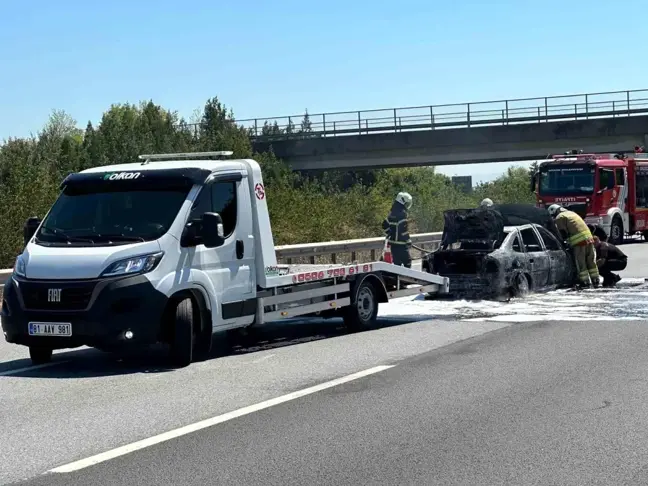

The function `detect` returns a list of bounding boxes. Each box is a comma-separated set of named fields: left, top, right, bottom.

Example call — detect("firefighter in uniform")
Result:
left=593, top=234, right=627, bottom=287
left=382, top=192, right=413, bottom=268
left=548, top=204, right=600, bottom=287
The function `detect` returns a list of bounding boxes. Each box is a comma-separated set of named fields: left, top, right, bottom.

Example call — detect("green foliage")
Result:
left=0, top=99, right=535, bottom=268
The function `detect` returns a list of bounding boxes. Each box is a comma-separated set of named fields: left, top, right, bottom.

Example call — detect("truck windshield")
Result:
left=35, top=182, right=191, bottom=246
left=538, top=165, right=595, bottom=195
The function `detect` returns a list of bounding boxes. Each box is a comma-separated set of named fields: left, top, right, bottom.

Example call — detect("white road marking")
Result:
left=0, top=361, right=67, bottom=377
left=48, top=364, right=395, bottom=473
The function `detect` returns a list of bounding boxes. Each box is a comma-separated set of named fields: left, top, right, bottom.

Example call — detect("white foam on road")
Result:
left=378, top=278, right=648, bottom=323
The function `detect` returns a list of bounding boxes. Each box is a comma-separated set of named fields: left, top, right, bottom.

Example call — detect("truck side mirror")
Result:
left=202, top=212, right=225, bottom=248
left=530, top=173, right=536, bottom=193
left=23, top=216, right=42, bottom=246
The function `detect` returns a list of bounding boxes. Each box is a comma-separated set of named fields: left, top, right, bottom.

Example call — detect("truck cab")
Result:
left=530, top=151, right=629, bottom=245
left=1, top=152, right=278, bottom=365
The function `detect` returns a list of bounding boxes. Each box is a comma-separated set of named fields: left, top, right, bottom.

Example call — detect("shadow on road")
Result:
left=0, top=314, right=433, bottom=379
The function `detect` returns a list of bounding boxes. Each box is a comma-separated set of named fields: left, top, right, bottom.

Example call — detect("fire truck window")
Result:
left=636, top=170, right=648, bottom=208
left=539, top=166, right=594, bottom=194
left=615, top=169, right=624, bottom=185
left=599, top=169, right=614, bottom=190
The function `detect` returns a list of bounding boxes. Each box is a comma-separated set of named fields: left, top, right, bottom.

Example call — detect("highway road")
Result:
left=1, top=242, right=647, bottom=485
left=17, top=319, right=648, bottom=486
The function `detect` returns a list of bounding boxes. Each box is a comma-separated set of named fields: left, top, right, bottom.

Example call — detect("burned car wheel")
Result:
left=512, top=273, right=530, bottom=297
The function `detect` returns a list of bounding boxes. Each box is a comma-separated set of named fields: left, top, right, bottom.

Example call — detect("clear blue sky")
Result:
left=1, top=0, right=643, bottom=182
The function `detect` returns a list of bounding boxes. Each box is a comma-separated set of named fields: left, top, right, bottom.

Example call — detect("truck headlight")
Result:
left=13, top=255, right=26, bottom=277
left=101, top=252, right=164, bottom=278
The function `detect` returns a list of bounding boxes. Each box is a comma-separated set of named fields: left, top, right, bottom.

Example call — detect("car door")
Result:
left=536, top=226, right=569, bottom=286
left=183, top=171, right=255, bottom=326
left=519, top=227, right=550, bottom=289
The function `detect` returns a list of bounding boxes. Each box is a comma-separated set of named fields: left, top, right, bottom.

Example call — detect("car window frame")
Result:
left=519, top=227, right=544, bottom=253
left=536, top=226, right=562, bottom=251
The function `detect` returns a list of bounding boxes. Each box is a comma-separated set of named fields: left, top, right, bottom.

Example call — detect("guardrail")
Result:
left=274, top=232, right=442, bottom=264
left=0, top=232, right=443, bottom=286
left=222, top=89, right=648, bottom=140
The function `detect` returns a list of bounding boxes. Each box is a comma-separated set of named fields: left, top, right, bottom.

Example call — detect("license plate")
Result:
left=28, top=322, right=72, bottom=337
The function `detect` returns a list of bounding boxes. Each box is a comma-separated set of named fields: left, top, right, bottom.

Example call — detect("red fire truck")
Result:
left=530, top=148, right=648, bottom=245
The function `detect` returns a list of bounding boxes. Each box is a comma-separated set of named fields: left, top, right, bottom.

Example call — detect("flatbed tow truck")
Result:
left=1, top=152, right=450, bottom=367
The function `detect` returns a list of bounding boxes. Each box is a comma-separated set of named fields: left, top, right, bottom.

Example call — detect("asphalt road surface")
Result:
left=13, top=319, right=648, bottom=486
left=1, top=242, right=647, bottom=485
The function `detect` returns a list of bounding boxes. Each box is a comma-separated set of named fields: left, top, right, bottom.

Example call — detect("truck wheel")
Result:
left=169, top=297, right=194, bottom=368
left=610, top=216, right=623, bottom=245
left=344, top=280, right=379, bottom=331
left=29, top=346, right=52, bottom=365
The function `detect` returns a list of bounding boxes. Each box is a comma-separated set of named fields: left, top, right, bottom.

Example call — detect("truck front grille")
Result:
left=19, top=281, right=96, bottom=311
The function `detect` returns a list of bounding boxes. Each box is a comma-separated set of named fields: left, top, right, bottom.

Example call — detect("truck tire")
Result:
left=609, top=216, right=623, bottom=245
left=29, top=346, right=52, bottom=365
left=344, top=280, right=379, bottom=331
left=169, top=297, right=194, bottom=368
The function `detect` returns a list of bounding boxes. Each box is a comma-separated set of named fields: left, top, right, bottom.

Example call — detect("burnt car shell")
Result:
left=425, top=207, right=576, bottom=299
left=430, top=209, right=508, bottom=299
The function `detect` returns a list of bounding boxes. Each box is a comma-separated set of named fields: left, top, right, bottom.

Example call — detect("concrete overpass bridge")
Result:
left=239, top=89, right=648, bottom=171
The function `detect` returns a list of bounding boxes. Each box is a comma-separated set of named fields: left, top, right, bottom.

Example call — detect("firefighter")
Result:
left=480, top=198, right=494, bottom=208
left=382, top=192, right=413, bottom=268
left=548, top=204, right=600, bottom=287
left=593, top=235, right=627, bottom=287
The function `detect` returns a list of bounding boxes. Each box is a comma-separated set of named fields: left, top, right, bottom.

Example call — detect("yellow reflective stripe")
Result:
left=588, top=267, right=600, bottom=277
left=388, top=240, right=408, bottom=245
left=568, top=230, right=591, bottom=245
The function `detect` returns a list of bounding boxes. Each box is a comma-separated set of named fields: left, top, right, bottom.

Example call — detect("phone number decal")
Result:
left=292, top=264, right=374, bottom=283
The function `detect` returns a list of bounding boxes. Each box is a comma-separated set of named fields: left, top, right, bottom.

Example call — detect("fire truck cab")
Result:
left=530, top=148, right=648, bottom=245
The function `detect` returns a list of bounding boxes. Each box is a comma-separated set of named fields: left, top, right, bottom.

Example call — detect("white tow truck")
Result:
left=1, top=152, right=450, bottom=367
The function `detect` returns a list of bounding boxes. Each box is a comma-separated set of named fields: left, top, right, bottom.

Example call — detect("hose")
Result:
left=411, top=243, right=437, bottom=255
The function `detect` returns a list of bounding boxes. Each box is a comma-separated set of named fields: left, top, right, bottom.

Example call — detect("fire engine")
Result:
left=530, top=147, right=648, bottom=245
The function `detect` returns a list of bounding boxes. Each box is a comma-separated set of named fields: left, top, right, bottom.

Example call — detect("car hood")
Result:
left=22, top=239, right=164, bottom=280
left=442, top=208, right=504, bottom=246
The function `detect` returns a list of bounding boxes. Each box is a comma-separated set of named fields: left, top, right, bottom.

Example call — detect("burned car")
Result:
left=423, top=205, right=577, bottom=299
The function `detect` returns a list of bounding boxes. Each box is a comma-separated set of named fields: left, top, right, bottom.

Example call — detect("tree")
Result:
left=299, top=110, right=313, bottom=136
left=285, top=117, right=295, bottom=134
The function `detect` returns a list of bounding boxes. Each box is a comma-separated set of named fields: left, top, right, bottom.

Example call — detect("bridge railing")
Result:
left=228, top=89, right=648, bottom=140
left=0, top=232, right=443, bottom=286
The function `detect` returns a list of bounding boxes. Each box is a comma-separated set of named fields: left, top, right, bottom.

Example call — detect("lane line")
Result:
left=0, top=361, right=68, bottom=377
left=48, top=364, right=395, bottom=473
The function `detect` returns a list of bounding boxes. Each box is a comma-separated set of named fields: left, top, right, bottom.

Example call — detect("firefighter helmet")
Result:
left=480, top=198, right=493, bottom=208
left=547, top=204, right=564, bottom=217
left=395, top=192, right=413, bottom=209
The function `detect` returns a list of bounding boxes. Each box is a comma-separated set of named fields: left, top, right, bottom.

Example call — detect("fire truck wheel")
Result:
left=609, top=216, right=623, bottom=245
